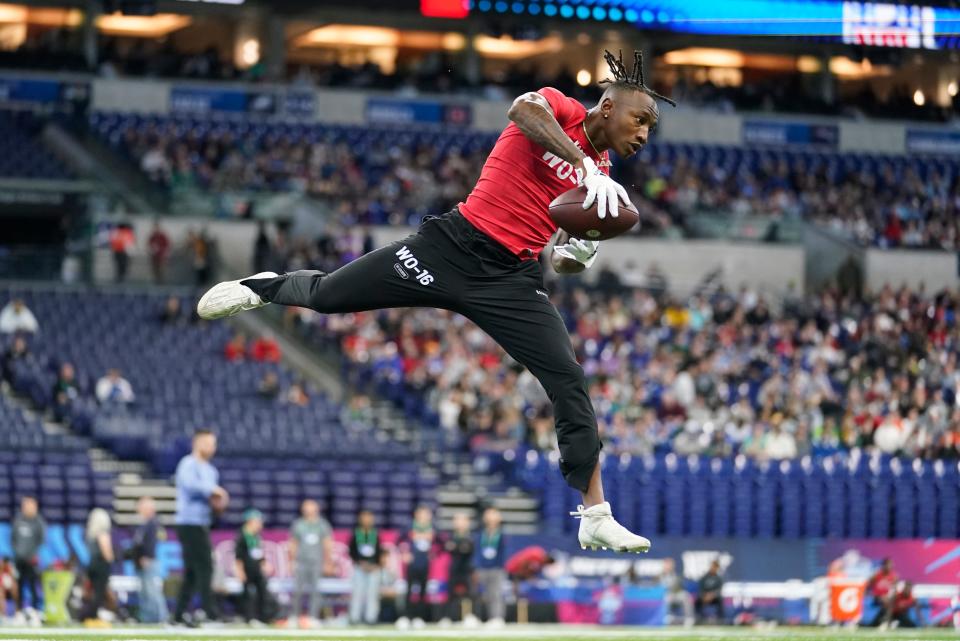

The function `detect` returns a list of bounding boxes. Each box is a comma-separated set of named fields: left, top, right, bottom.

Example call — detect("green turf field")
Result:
left=0, top=625, right=955, bottom=641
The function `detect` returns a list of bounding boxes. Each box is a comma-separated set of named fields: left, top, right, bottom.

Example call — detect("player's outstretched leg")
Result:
left=197, top=225, right=461, bottom=320
left=462, top=283, right=650, bottom=553
left=197, top=271, right=278, bottom=320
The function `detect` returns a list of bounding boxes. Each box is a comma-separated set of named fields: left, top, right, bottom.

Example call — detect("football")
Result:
left=549, top=186, right=640, bottom=241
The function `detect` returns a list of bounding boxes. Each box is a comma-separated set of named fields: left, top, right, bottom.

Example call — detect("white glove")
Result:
left=553, top=237, right=599, bottom=269
left=579, top=156, right=631, bottom=220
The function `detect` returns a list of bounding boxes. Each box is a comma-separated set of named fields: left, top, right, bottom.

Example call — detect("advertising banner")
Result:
left=169, top=87, right=276, bottom=115
left=743, top=120, right=839, bottom=148
left=906, top=129, right=960, bottom=155
left=366, top=98, right=472, bottom=126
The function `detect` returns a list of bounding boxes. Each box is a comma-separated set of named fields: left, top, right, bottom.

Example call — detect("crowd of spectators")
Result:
left=127, top=124, right=488, bottom=227
left=630, top=151, right=960, bottom=250
left=115, top=110, right=960, bottom=249
left=282, top=270, right=960, bottom=463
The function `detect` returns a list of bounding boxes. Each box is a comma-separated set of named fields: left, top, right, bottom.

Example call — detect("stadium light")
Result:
left=796, top=56, right=822, bottom=73
left=0, top=4, right=82, bottom=27
left=576, top=69, right=592, bottom=86
left=96, top=13, right=191, bottom=37
left=240, top=38, right=259, bottom=67
left=913, top=89, right=925, bottom=105
left=473, top=33, right=563, bottom=58
left=949, top=80, right=958, bottom=97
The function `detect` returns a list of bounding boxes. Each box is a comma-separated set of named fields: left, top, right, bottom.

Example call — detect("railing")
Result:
left=0, top=246, right=69, bottom=281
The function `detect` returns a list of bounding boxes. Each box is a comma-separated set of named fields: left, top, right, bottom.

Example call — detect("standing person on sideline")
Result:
left=660, top=557, right=694, bottom=626
left=289, top=499, right=333, bottom=628
left=173, top=429, right=228, bottom=626
left=148, top=221, right=171, bottom=285
left=132, top=497, right=168, bottom=623
left=695, top=559, right=724, bottom=624
left=444, top=512, right=475, bottom=622
left=197, top=49, right=675, bottom=555
left=348, top=510, right=381, bottom=625
left=11, top=496, right=45, bottom=621
left=82, top=508, right=114, bottom=624
left=400, top=505, right=436, bottom=626
left=109, top=222, right=135, bottom=283
left=234, top=509, right=271, bottom=625
left=475, top=507, right=506, bottom=626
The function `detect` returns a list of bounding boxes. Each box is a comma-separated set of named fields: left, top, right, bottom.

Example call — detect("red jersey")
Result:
left=505, top=545, right=551, bottom=578
left=868, top=569, right=897, bottom=597
left=459, top=87, right=610, bottom=258
left=892, top=590, right=916, bottom=615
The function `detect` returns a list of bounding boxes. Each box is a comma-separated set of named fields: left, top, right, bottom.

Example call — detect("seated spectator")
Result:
left=886, top=581, right=922, bottom=629
left=695, top=560, right=724, bottom=623
left=504, top=545, right=555, bottom=596
left=159, top=296, right=182, bottom=324
left=2, top=335, right=29, bottom=384
left=250, top=335, right=281, bottom=363
left=0, top=299, right=39, bottom=334
left=95, top=368, right=135, bottom=405
left=52, top=362, right=80, bottom=421
left=257, top=372, right=280, bottom=400
left=661, top=558, right=694, bottom=626
left=224, top=333, right=247, bottom=362
left=286, top=382, right=309, bottom=407
left=763, top=416, right=798, bottom=460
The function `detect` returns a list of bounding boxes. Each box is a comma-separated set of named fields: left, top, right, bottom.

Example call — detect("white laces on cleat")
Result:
left=571, top=502, right=651, bottom=554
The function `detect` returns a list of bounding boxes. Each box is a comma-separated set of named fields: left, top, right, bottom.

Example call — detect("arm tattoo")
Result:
left=510, top=100, right=586, bottom=166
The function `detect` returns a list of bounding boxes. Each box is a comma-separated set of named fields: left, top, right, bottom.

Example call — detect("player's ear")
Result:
left=600, top=96, right=615, bottom=118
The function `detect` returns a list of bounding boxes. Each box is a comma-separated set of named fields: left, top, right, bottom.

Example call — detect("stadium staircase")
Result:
left=250, top=307, right=544, bottom=533
left=1, top=358, right=178, bottom=527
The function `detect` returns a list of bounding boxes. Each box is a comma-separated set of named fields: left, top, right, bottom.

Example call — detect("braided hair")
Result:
left=599, top=49, right=676, bottom=107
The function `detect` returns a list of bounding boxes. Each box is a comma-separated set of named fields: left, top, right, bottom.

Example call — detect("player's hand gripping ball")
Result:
left=550, top=158, right=639, bottom=240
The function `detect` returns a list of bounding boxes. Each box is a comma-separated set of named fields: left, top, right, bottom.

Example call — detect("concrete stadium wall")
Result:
left=864, top=248, right=959, bottom=292
left=369, top=226, right=805, bottom=296
left=93, top=215, right=259, bottom=284
left=89, top=214, right=958, bottom=298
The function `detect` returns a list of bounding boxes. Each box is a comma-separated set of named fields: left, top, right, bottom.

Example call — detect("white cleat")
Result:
left=196, top=271, right=277, bottom=320
left=571, top=502, right=651, bottom=553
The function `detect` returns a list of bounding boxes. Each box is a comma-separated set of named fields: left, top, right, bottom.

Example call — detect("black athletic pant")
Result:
left=174, top=525, right=218, bottom=622
left=242, top=570, right=269, bottom=622
left=446, top=570, right=472, bottom=621
left=405, top=565, right=430, bottom=621
left=82, top=559, right=110, bottom=620
left=243, top=209, right=600, bottom=492
left=14, top=559, right=39, bottom=609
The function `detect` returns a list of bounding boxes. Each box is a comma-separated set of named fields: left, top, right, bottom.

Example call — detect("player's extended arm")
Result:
left=508, top=92, right=587, bottom=172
